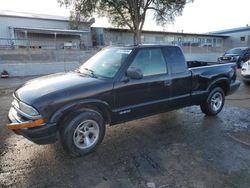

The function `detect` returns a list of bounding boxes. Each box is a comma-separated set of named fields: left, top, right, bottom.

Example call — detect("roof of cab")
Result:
left=104, top=44, right=179, bottom=49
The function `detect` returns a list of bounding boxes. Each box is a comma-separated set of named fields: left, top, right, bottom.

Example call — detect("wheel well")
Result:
left=210, top=80, right=229, bottom=95
left=81, top=104, right=111, bottom=124
left=57, top=104, right=111, bottom=128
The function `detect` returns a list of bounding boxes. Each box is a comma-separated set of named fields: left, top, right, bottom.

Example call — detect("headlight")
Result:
left=19, top=101, right=39, bottom=116
left=231, top=56, right=239, bottom=61
left=12, top=99, right=39, bottom=116
left=12, top=99, right=19, bottom=109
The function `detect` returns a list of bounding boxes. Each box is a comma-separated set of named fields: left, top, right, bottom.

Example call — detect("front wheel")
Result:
left=200, top=87, right=225, bottom=116
left=60, top=110, right=106, bottom=157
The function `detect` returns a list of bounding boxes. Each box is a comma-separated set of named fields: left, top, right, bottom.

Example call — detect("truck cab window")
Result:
left=129, top=48, right=167, bottom=77
left=164, top=47, right=186, bottom=74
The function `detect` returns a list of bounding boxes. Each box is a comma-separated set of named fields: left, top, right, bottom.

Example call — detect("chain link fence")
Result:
left=180, top=45, right=224, bottom=62
left=0, top=38, right=98, bottom=63
left=0, top=38, right=99, bottom=76
left=0, top=38, right=226, bottom=77
left=0, top=38, right=226, bottom=62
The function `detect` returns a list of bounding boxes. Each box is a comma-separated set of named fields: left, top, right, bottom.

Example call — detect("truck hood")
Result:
left=224, top=54, right=240, bottom=57
left=15, top=72, right=108, bottom=106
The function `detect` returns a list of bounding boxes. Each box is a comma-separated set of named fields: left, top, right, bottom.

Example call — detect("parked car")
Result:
left=7, top=45, right=240, bottom=156
left=241, top=59, right=250, bottom=84
left=218, top=47, right=250, bottom=68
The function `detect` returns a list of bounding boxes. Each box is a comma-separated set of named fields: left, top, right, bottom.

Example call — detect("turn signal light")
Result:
left=6, top=118, right=44, bottom=130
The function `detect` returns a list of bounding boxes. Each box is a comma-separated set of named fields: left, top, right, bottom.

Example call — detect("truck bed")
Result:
left=187, top=61, right=226, bottom=68
left=187, top=61, right=237, bottom=103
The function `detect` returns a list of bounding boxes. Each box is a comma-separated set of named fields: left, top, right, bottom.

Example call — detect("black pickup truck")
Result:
left=218, top=47, right=250, bottom=68
left=7, top=45, right=240, bottom=156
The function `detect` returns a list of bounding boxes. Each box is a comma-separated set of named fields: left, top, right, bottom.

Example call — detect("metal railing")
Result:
left=0, top=38, right=91, bottom=50
left=0, top=38, right=228, bottom=63
left=0, top=38, right=236, bottom=77
left=0, top=38, right=100, bottom=63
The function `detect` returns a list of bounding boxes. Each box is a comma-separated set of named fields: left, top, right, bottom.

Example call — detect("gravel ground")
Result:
left=0, top=73, right=250, bottom=188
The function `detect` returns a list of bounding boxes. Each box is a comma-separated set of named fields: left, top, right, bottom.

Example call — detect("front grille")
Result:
left=243, top=75, right=250, bottom=79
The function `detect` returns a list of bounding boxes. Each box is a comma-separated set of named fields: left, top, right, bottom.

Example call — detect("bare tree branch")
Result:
left=58, top=0, right=193, bottom=44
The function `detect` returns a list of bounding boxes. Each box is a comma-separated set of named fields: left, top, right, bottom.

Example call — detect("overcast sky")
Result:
left=0, top=0, right=250, bottom=33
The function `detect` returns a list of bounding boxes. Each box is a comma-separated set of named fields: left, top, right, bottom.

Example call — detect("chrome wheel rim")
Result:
left=210, top=92, right=223, bottom=112
left=73, top=120, right=100, bottom=149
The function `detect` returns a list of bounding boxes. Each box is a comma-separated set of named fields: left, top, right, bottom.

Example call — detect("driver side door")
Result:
left=112, top=47, right=172, bottom=123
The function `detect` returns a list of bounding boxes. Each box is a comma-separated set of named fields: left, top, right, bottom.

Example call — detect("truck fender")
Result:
left=207, top=77, right=230, bottom=95
left=49, top=99, right=112, bottom=125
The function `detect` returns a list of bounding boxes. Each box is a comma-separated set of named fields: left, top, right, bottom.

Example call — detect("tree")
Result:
left=58, top=0, right=193, bottom=44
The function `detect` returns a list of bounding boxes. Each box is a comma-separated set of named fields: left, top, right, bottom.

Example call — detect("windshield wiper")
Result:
left=82, top=68, right=98, bottom=78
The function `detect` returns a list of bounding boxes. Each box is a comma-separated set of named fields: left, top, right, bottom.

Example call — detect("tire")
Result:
left=237, top=60, right=244, bottom=68
left=200, top=87, right=225, bottom=116
left=60, top=110, right=106, bottom=157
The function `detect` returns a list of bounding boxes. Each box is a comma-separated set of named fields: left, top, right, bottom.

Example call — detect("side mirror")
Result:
left=126, top=67, right=143, bottom=80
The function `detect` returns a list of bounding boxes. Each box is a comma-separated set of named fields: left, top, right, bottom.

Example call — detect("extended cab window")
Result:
left=164, top=47, right=186, bottom=74
left=129, top=48, right=167, bottom=76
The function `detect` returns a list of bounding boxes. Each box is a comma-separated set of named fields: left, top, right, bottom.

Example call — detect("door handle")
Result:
left=164, top=80, right=172, bottom=86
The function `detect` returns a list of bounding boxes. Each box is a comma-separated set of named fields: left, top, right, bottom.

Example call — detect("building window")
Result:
left=141, top=35, right=145, bottom=42
left=177, top=37, right=182, bottom=45
left=198, top=38, right=202, bottom=45
left=217, top=39, right=222, bottom=44
left=155, top=36, right=164, bottom=43
left=167, top=36, right=174, bottom=43
left=206, top=38, right=212, bottom=43
left=240, top=36, right=245, bottom=41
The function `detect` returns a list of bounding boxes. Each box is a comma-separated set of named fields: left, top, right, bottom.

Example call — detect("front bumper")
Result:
left=242, top=75, right=250, bottom=82
left=8, top=107, right=57, bottom=145
left=228, top=80, right=241, bottom=95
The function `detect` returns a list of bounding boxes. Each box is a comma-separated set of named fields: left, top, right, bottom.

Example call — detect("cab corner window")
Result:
left=129, top=48, right=167, bottom=77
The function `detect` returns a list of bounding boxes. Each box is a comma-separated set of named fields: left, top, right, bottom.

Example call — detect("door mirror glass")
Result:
left=126, top=67, right=143, bottom=80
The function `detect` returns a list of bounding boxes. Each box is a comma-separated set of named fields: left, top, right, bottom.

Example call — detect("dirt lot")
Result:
left=0, top=73, right=250, bottom=188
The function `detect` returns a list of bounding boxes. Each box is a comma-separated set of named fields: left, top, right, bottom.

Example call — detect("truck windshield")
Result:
left=225, top=48, right=245, bottom=55
left=79, top=48, right=131, bottom=78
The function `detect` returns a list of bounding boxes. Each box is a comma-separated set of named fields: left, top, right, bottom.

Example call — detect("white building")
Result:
left=92, top=27, right=227, bottom=48
left=0, top=10, right=94, bottom=49
left=210, top=26, right=250, bottom=49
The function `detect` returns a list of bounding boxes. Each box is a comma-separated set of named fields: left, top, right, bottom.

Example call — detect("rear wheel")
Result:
left=200, top=87, right=225, bottom=116
left=60, top=110, right=105, bottom=157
